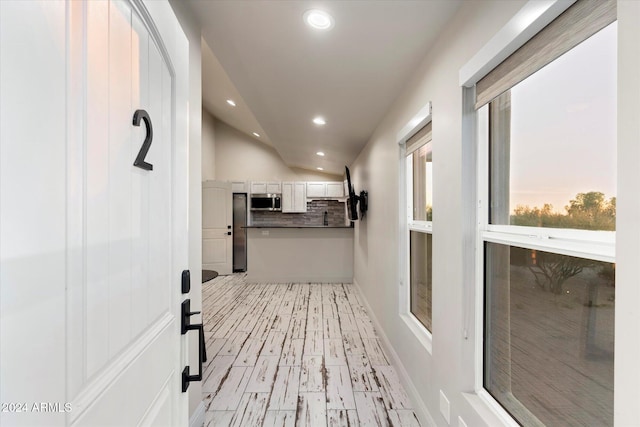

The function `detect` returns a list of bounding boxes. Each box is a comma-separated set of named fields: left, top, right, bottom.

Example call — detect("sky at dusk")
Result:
left=508, top=22, right=617, bottom=214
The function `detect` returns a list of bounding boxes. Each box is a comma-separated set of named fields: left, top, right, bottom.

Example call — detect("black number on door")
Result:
left=133, top=109, right=153, bottom=171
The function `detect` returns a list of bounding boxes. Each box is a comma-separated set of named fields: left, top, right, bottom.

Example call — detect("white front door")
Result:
left=202, top=181, right=233, bottom=275
left=0, top=1, right=191, bottom=426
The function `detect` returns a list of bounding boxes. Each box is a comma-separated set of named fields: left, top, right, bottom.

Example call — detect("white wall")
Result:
left=213, top=119, right=342, bottom=182
left=168, top=0, right=203, bottom=421
left=352, top=0, right=640, bottom=425
left=349, top=1, right=551, bottom=426
left=202, top=108, right=216, bottom=181
left=615, top=1, right=640, bottom=424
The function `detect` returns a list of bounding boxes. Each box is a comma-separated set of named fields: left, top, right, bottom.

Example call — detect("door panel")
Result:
left=1, top=1, right=189, bottom=425
left=131, top=9, right=151, bottom=341
left=73, top=317, right=175, bottom=426
left=147, top=40, right=173, bottom=324
left=108, top=0, right=134, bottom=359
left=85, top=0, right=111, bottom=382
left=72, top=1, right=185, bottom=425
left=0, top=1, right=68, bottom=425
left=139, top=381, right=173, bottom=426
left=202, top=182, right=233, bottom=274
left=202, top=236, right=229, bottom=265
left=203, top=187, right=229, bottom=229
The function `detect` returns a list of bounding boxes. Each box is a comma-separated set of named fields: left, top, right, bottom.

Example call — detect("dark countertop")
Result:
left=244, top=225, right=353, bottom=229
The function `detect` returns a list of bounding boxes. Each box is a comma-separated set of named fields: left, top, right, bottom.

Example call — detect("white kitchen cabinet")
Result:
left=250, top=181, right=267, bottom=194
left=282, top=182, right=307, bottom=213
left=306, top=182, right=327, bottom=198
left=326, top=182, right=345, bottom=197
left=293, top=182, right=307, bottom=211
left=231, top=181, right=248, bottom=193
left=281, top=182, right=293, bottom=212
left=306, top=181, right=344, bottom=198
left=267, top=182, right=281, bottom=193
left=251, top=181, right=281, bottom=194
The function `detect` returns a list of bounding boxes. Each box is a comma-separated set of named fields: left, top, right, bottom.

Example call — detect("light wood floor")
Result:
left=201, top=274, right=420, bottom=427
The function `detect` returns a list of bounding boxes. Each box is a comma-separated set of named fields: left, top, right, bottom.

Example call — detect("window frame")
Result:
left=459, top=2, right=618, bottom=424
left=407, top=141, right=433, bottom=329
left=407, top=140, right=433, bottom=230
left=475, top=77, right=616, bottom=425
left=397, top=102, right=433, bottom=354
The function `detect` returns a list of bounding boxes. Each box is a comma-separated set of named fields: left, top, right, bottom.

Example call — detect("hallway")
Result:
left=201, top=275, right=420, bottom=426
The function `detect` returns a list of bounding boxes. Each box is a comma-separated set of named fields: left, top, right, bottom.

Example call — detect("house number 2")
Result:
left=133, top=109, right=153, bottom=171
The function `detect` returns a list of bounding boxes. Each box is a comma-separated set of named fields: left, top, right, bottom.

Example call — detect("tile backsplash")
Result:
left=252, top=200, right=347, bottom=226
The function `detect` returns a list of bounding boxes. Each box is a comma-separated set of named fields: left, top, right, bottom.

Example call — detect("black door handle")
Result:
left=181, top=299, right=207, bottom=392
left=227, top=231, right=232, bottom=236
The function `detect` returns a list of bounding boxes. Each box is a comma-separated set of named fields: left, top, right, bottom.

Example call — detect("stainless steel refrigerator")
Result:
left=233, top=194, right=247, bottom=272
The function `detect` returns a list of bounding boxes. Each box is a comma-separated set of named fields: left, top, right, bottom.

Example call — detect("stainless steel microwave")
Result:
left=250, top=194, right=281, bottom=211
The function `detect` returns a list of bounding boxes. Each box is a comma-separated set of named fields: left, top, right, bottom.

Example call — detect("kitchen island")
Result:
left=244, top=225, right=354, bottom=283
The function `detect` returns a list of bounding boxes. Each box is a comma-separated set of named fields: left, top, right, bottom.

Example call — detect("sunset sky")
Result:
left=509, top=22, right=617, bottom=213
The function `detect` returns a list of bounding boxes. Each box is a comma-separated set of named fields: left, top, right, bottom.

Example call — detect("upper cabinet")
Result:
left=306, top=182, right=326, bottom=198
left=231, top=181, right=248, bottom=193
left=267, top=182, right=282, bottom=193
left=250, top=181, right=266, bottom=194
left=282, top=182, right=307, bottom=213
left=306, top=182, right=344, bottom=199
left=326, top=182, right=345, bottom=198
left=250, top=180, right=343, bottom=200
left=250, top=181, right=281, bottom=194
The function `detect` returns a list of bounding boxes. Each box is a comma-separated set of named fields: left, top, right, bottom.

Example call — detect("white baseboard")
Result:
left=189, top=401, right=205, bottom=427
left=352, top=278, right=437, bottom=427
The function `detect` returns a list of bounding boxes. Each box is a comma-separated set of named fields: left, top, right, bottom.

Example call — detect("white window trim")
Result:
left=459, top=0, right=578, bottom=88
left=406, top=152, right=433, bottom=232
left=460, top=1, right=607, bottom=424
left=474, top=72, right=616, bottom=426
left=486, top=224, right=614, bottom=245
left=482, top=230, right=614, bottom=263
left=397, top=102, right=432, bottom=144
left=409, top=223, right=433, bottom=233
left=475, top=104, right=535, bottom=426
left=398, top=102, right=433, bottom=354
left=474, top=104, right=490, bottom=392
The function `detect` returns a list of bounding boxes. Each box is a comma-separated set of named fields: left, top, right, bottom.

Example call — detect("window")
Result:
left=477, top=2, right=616, bottom=425
left=484, top=244, right=615, bottom=426
left=406, top=121, right=433, bottom=332
left=412, top=143, right=433, bottom=222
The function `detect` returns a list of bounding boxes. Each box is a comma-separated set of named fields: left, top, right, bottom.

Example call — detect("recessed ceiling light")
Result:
left=316, top=151, right=325, bottom=156
left=313, top=117, right=326, bottom=126
left=226, top=99, right=236, bottom=107
left=253, top=132, right=260, bottom=137
left=304, top=9, right=334, bottom=31
left=317, top=167, right=324, bottom=171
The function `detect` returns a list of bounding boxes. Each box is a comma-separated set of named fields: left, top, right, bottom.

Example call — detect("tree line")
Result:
left=510, top=191, right=615, bottom=294
left=511, top=191, right=615, bottom=231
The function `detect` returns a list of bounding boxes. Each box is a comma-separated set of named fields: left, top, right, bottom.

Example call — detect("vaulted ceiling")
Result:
left=189, top=0, right=462, bottom=175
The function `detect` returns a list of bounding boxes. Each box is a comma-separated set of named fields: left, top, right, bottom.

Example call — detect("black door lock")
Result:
left=181, top=270, right=190, bottom=294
